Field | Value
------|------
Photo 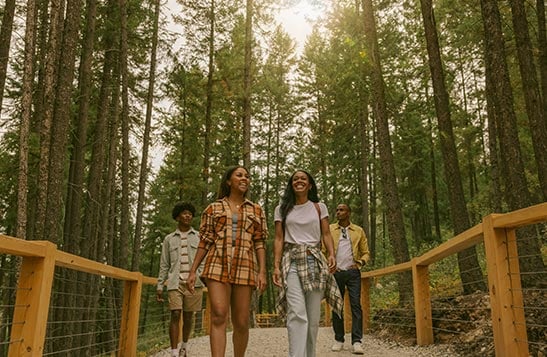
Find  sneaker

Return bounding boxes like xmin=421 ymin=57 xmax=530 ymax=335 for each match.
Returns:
xmin=179 ymin=347 xmax=187 ymax=357
xmin=331 ymin=341 xmax=343 ymax=351
xmin=352 ymin=342 xmax=364 ymax=354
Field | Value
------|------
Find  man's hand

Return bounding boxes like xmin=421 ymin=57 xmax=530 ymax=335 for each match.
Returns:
xmin=327 ymin=255 xmax=337 ymax=274
xmin=156 ymin=290 xmax=164 ymax=302
xmin=187 ymin=271 xmax=196 ymax=293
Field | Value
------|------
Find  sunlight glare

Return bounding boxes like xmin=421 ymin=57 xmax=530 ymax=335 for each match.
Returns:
xmin=277 ymin=1 xmax=325 ymax=51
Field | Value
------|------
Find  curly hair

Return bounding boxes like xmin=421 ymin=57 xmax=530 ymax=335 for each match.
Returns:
xmin=171 ymin=202 xmax=196 ymax=220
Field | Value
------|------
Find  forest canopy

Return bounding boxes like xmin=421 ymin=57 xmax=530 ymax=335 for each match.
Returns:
xmin=0 ymin=0 xmax=545 ymax=311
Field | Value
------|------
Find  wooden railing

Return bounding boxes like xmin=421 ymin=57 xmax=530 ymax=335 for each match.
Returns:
xmin=354 ymin=202 xmax=547 ymax=357
xmin=0 ymin=202 xmax=545 ymax=356
xmin=0 ymin=236 xmax=162 ymax=356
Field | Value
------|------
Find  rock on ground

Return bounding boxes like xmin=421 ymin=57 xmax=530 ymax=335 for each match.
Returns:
xmin=149 ymin=327 xmax=460 ymax=356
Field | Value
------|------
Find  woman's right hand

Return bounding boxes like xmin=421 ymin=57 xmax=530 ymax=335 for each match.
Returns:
xmin=272 ymin=267 xmax=282 ymax=287
xmin=187 ymin=271 xmax=196 ymax=293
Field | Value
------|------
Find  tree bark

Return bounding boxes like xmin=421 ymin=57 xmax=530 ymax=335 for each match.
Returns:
xmin=242 ymin=0 xmax=253 ymax=167
xmin=538 ymin=0 xmax=546 ymax=122
xmin=45 ymin=0 xmax=83 ymax=244
xmin=480 ymin=0 xmax=545 ymax=285
xmin=202 ymin=0 xmax=215 ymax=207
xmin=119 ymin=0 xmax=130 ymax=270
xmin=361 ymin=0 xmax=411 ymax=302
xmin=63 ymin=0 xmax=98 ymax=254
xmin=132 ymin=0 xmax=160 ymax=271
xmin=0 ymin=0 xmax=16 ymax=116
xmin=33 ymin=0 xmax=64 ymax=241
xmin=16 ymin=0 xmax=37 ymax=240
xmin=419 ymin=0 xmax=486 ymax=294
xmin=508 ymin=0 xmax=547 ymax=201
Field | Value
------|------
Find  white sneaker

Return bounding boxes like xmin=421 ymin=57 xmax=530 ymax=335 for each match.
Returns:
xmin=331 ymin=341 xmax=343 ymax=351
xmin=352 ymin=342 xmax=364 ymax=354
xmin=179 ymin=347 xmax=187 ymax=357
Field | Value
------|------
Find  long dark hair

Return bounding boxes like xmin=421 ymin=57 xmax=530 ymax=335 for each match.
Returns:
xmin=217 ymin=165 xmax=249 ymax=199
xmin=279 ymin=170 xmax=319 ymax=223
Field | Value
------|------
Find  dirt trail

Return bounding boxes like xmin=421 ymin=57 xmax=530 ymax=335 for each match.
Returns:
xmin=149 ymin=327 xmax=460 ymax=356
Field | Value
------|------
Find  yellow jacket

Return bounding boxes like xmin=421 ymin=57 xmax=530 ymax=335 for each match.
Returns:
xmin=329 ymin=223 xmax=370 ymax=269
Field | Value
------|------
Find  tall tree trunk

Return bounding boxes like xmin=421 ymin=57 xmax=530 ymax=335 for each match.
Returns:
xmin=485 ymin=73 xmax=503 ymax=212
xmin=242 ymin=0 xmax=252 ymax=167
xmin=25 ymin=0 xmax=49 ymax=240
xmin=132 ymin=0 xmax=160 ymax=271
xmin=538 ymin=0 xmax=546 ymax=120
xmin=74 ymin=1 xmax=118 ymax=346
xmin=356 ymin=0 xmax=370 ymax=238
xmin=202 ymin=0 xmax=215 ymax=207
xmin=508 ymin=0 xmax=547 ymax=200
xmin=58 ymin=0 xmax=97 ymax=347
xmin=427 ymin=115 xmax=441 ymax=242
xmin=63 ymin=0 xmax=97 ymax=254
xmin=361 ymin=0 xmax=411 ymax=303
xmin=419 ymin=0 xmax=486 ymax=294
xmin=0 ymin=0 xmax=15 ymax=115
xmin=358 ymin=98 xmax=370 ymax=238
xmin=480 ymin=0 xmax=545 ymax=286
xmin=105 ymin=62 xmax=122 ymax=340
xmin=33 ymin=0 xmax=64 ymax=241
xmin=45 ymin=0 xmax=83 ymax=244
xmin=119 ymin=0 xmax=130 ymax=270
xmin=16 ymin=0 xmax=37 ymax=240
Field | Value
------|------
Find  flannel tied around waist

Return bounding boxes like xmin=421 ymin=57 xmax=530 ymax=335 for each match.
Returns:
xmin=275 ymin=243 xmax=343 ymax=319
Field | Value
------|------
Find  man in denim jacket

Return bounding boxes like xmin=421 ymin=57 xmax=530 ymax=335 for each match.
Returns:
xmin=157 ymin=202 xmax=204 ymax=357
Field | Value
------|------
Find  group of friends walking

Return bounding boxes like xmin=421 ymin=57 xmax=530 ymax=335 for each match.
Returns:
xmin=157 ymin=166 xmax=370 ymax=357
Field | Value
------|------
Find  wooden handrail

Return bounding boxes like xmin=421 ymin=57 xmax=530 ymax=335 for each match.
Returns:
xmin=55 ymin=250 xmax=142 ymax=281
xmin=0 ymin=202 xmax=545 ymax=356
xmin=357 ymin=202 xmax=546 ymax=357
xmin=491 ymin=202 xmax=547 ymax=228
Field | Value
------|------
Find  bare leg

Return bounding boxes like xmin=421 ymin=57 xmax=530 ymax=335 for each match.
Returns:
xmin=169 ymin=310 xmax=182 ymax=349
xmin=207 ymin=280 xmax=231 ymax=357
xmin=231 ymin=285 xmax=253 ymax=357
xmin=182 ymin=311 xmax=194 ymax=343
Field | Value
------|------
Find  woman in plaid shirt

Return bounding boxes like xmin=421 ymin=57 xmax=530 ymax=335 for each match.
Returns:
xmin=187 ymin=166 xmax=267 ymax=357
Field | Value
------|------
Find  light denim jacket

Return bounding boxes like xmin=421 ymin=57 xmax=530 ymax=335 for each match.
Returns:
xmin=157 ymin=227 xmax=203 ymax=291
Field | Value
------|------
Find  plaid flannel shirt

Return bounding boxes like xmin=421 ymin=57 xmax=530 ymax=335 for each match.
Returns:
xmin=275 ymin=243 xmax=343 ymax=319
xmin=198 ymin=198 xmax=267 ymax=286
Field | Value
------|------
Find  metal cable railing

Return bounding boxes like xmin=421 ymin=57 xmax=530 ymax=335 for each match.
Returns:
xmin=0 ymin=202 xmax=545 ymax=356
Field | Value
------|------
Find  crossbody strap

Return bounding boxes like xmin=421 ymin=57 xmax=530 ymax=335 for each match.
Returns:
xmin=313 ymin=202 xmax=323 ymax=236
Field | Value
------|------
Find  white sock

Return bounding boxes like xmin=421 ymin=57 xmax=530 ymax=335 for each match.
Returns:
xmin=181 ymin=342 xmax=187 ymax=350
xmin=171 ymin=348 xmax=178 ymax=356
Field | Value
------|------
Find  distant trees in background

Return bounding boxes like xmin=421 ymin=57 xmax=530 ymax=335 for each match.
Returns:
xmin=0 ymin=0 xmax=544 ymax=326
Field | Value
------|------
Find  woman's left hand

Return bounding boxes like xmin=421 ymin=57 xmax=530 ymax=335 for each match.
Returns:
xmin=256 ymin=271 xmax=267 ymax=293
xmin=327 ymin=255 xmax=337 ymax=274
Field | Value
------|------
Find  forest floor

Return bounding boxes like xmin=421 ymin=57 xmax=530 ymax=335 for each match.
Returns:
xmin=373 ymin=290 xmax=546 ymax=357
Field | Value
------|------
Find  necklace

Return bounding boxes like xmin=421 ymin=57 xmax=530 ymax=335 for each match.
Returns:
xmin=227 ymin=198 xmax=242 ymax=208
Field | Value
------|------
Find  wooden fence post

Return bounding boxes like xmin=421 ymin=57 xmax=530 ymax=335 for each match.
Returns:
xmin=118 ymin=273 xmax=143 ymax=356
xmin=9 ymin=241 xmax=56 ymax=357
xmin=483 ymin=215 xmax=529 ymax=357
xmin=412 ymin=259 xmax=433 ymax=345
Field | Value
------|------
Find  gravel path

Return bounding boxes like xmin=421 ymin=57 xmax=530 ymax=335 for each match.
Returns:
xmin=149 ymin=327 xmax=460 ymax=356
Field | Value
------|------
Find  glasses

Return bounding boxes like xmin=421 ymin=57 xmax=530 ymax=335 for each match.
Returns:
xmin=342 ymin=230 xmax=348 ymax=239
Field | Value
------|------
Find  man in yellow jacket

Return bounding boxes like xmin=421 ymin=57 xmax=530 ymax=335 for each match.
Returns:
xmin=329 ymin=203 xmax=370 ymax=355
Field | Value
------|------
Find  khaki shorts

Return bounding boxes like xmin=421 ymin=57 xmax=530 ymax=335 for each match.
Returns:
xmin=168 ymin=283 xmax=203 ymax=312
